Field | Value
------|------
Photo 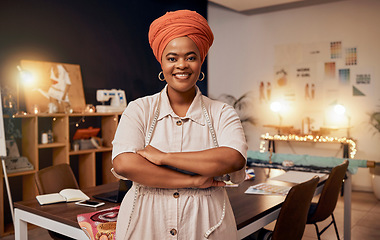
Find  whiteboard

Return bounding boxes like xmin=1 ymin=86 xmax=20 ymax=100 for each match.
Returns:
xmin=0 ymin=90 xmax=7 ymax=156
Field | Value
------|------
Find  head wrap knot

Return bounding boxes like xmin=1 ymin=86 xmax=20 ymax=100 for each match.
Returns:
xmin=148 ymin=10 xmax=214 ymax=65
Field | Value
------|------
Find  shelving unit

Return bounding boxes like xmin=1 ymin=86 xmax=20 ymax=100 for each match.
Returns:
xmin=0 ymin=112 xmax=121 ymax=236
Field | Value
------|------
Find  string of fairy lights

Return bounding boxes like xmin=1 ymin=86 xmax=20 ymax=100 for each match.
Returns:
xmin=260 ymin=133 xmax=357 ymax=159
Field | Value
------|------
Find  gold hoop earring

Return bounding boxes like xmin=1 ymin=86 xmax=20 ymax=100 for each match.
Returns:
xmin=158 ymin=71 xmax=165 ymax=81
xmin=199 ymin=72 xmax=205 ymax=81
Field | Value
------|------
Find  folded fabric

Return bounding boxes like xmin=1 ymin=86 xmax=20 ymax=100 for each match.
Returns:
xmin=247 ymin=150 xmax=367 ymax=174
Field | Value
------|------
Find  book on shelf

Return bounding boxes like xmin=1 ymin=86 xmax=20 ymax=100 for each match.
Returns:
xmin=36 ymin=189 xmax=90 ymax=205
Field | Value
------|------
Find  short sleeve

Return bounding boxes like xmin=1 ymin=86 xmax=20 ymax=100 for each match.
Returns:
xmin=215 ymin=104 xmax=248 ymax=160
xmin=112 ymin=100 xmax=146 ymax=161
xmin=213 ymin=103 xmax=248 ymax=184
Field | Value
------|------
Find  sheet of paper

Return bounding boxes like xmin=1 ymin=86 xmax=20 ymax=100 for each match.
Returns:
xmin=270 ymin=171 xmax=327 ymax=184
xmin=245 ymin=183 xmax=290 ymax=195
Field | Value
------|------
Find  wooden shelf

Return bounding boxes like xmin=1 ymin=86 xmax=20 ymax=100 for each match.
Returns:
xmin=69 ymin=147 xmax=112 ymax=155
xmin=1 ymin=112 xmax=121 ymax=236
xmin=38 ymin=142 xmax=67 ymax=148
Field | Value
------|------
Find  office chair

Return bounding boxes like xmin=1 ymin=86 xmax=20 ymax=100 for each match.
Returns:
xmin=34 ymin=163 xmax=78 ymax=240
xmin=306 ymin=160 xmax=349 ymax=240
xmin=246 ymin=176 xmax=319 ymax=240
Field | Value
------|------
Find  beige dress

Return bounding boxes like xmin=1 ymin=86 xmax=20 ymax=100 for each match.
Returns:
xmin=112 ymin=85 xmax=247 ymax=240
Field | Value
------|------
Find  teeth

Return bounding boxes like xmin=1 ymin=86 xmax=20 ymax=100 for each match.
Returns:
xmin=175 ymin=73 xmax=189 ymax=77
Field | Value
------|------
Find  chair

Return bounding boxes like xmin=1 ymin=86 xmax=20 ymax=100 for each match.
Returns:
xmin=35 ymin=163 xmax=79 ymax=195
xmin=34 ymin=163 xmax=79 ymax=240
xmin=306 ymin=160 xmax=349 ymax=240
xmin=246 ymin=176 xmax=320 ymax=240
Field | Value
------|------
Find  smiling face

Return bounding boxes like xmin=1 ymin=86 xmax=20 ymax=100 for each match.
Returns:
xmin=161 ymin=36 xmax=202 ymax=97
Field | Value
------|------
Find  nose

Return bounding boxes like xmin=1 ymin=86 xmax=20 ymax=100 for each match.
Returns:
xmin=176 ymin=58 xmax=188 ymax=69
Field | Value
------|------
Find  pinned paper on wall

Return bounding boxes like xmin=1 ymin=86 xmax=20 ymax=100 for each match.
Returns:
xmin=304 ymin=83 xmax=316 ymax=101
xmin=297 ymin=67 xmax=310 ymax=77
xmin=259 ymin=81 xmax=273 ymax=103
xmin=339 ymin=69 xmax=350 ymax=84
xmin=353 ymin=86 xmax=365 ymax=96
xmin=330 ymin=41 xmax=342 ymax=59
xmin=356 ymin=74 xmax=371 ymax=84
xmin=275 ymin=68 xmax=288 ymax=87
xmin=345 ymin=47 xmax=357 ymax=65
xmin=324 ymin=62 xmax=336 ymax=79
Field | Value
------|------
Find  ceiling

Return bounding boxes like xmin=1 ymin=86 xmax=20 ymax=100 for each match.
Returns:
xmin=208 ymin=0 xmax=344 ymax=15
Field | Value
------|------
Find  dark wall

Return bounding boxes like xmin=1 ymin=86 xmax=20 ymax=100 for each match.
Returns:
xmin=0 ymin=0 xmax=208 ymax=108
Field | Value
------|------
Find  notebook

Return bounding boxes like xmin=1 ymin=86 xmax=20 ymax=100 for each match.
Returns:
xmin=93 ymin=179 xmax=132 ymax=203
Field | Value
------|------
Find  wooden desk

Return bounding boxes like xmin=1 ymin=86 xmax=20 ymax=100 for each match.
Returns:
xmin=14 ymin=168 xmax=324 ymax=240
xmin=14 ymin=183 xmax=120 ymax=240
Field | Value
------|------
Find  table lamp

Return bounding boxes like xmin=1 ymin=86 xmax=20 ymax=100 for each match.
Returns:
xmin=270 ymin=101 xmax=283 ymax=126
xmin=334 ymin=104 xmax=351 ymax=138
xmin=15 ymin=65 xmax=34 ymax=115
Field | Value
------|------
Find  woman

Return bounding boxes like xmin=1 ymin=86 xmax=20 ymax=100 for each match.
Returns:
xmin=112 ymin=10 xmax=247 ymax=239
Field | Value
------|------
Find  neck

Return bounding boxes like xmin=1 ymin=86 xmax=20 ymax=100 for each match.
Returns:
xmin=167 ymin=87 xmax=196 ymax=117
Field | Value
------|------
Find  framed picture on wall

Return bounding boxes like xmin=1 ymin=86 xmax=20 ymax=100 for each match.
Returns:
xmin=19 ymin=60 xmax=86 ymax=114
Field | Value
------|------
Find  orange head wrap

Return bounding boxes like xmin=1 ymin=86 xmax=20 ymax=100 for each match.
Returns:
xmin=148 ymin=10 xmax=214 ymax=65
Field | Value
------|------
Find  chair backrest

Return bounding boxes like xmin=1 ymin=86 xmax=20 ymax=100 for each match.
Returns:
xmin=271 ymin=176 xmax=320 ymax=240
xmin=34 ymin=163 xmax=79 ymax=194
xmin=307 ymin=160 xmax=349 ymax=223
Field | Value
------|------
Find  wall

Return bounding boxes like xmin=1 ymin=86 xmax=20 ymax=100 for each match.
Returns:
xmin=208 ymin=0 xmax=380 ymax=191
xmin=0 ymin=0 xmax=208 ymax=108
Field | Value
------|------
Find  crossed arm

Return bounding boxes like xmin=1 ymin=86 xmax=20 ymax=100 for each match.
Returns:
xmin=112 ymin=146 xmax=245 ymax=189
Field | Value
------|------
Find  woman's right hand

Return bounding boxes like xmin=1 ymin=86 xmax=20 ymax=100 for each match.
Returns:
xmin=194 ymin=175 xmax=226 ymax=188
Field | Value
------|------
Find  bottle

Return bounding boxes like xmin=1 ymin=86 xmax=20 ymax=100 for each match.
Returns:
xmin=41 ymin=132 xmax=48 ymax=144
xmin=47 ymin=130 xmax=54 ymax=143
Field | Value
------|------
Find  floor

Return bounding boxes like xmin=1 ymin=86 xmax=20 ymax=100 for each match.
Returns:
xmin=1 ymin=191 xmax=379 ymax=240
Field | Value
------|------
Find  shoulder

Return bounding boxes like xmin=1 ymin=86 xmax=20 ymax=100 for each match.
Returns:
xmin=120 ymin=93 xmax=161 ymax=125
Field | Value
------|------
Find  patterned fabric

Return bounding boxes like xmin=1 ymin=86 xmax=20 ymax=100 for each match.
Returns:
xmin=77 ymin=206 xmax=120 ymax=240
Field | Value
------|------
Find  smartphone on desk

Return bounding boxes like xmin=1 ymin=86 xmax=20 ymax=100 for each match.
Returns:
xmin=75 ymin=199 xmax=105 ymax=208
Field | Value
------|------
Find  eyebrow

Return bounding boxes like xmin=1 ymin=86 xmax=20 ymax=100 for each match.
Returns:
xmin=165 ymin=51 xmax=198 ymax=57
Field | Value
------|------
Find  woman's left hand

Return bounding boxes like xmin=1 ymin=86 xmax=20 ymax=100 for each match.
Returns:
xmin=137 ymin=145 xmax=165 ymax=165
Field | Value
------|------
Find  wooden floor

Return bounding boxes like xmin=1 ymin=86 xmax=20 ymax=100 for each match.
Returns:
xmin=1 ymin=190 xmax=379 ymax=240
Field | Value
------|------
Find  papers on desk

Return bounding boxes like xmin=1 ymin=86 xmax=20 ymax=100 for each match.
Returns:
xmin=269 ymin=171 xmax=327 ymax=184
xmin=245 ymin=183 xmax=291 ymax=195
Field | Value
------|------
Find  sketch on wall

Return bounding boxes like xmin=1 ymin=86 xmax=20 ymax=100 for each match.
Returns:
xmin=261 ymin=40 xmax=377 ymax=138
xmin=19 ymin=60 xmax=86 ymax=114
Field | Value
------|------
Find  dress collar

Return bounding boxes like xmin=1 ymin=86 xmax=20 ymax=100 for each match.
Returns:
xmin=158 ymin=85 xmax=205 ymax=126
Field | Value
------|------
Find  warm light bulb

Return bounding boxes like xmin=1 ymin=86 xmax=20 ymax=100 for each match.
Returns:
xmin=270 ymin=102 xmax=282 ymax=113
xmin=17 ymin=65 xmax=35 ymax=85
xmin=334 ymin=104 xmax=346 ymax=115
